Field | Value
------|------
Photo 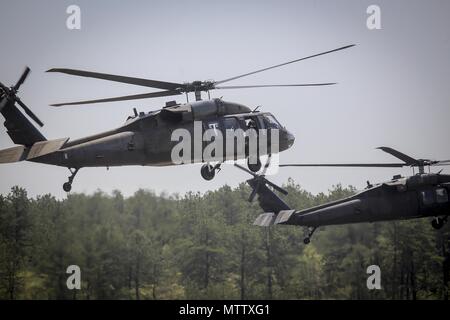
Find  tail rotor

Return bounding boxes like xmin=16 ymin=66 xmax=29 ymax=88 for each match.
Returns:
xmin=0 ymin=67 xmax=44 ymax=127
xmin=234 ymin=157 xmax=288 ymax=203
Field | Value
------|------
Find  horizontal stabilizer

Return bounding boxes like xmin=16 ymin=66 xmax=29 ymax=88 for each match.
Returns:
xmin=253 ymin=213 xmax=276 ymax=226
xmin=0 ymin=145 xmax=26 ymax=163
xmin=253 ymin=210 xmax=296 ymax=227
xmin=26 ymin=138 xmax=69 ymax=160
xmin=274 ymin=210 xmax=296 ymax=224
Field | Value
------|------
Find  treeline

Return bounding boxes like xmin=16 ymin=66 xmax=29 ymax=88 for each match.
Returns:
xmin=0 ymin=180 xmax=449 ymax=300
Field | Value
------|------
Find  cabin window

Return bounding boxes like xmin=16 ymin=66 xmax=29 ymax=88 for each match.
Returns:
xmin=420 ymin=190 xmax=435 ymax=206
xmin=436 ymin=188 xmax=449 ymax=204
xmin=223 ymin=118 xmax=239 ymax=130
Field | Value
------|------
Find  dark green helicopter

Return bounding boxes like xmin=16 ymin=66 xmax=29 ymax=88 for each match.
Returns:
xmin=0 ymin=45 xmax=354 ymax=192
xmin=236 ymin=147 xmax=450 ymax=244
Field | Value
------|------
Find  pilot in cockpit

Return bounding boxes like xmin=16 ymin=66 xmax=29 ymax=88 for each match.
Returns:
xmin=246 ymin=119 xmax=257 ymax=130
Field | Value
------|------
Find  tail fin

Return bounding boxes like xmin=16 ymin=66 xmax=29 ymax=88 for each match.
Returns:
xmin=247 ymin=177 xmax=291 ymax=213
xmin=1 ymin=100 xmax=46 ymax=146
xmin=0 ymin=67 xmax=46 ymax=146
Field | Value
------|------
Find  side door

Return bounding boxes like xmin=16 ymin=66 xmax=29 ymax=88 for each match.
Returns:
xmin=220 ymin=117 xmax=242 ymax=161
xmin=255 ymin=115 xmax=270 ymax=156
xmin=434 ymin=187 xmax=450 ymax=213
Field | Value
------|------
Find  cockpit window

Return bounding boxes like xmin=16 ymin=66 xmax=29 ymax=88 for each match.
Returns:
xmin=436 ymin=188 xmax=449 ymax=204
xmin=263 ymin=114 xmax=281 ymax=129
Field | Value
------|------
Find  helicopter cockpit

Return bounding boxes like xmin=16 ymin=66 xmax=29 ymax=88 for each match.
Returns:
xmin=217 ymin=112 xmax=294 ymax=152
xmin=220 ymin=112 xmax=284 ymax=132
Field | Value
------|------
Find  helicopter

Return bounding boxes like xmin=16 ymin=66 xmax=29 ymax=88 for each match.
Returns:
xmin=0 ymin=45 xmax=354 ymax=192
xmin=235 ymin=147 xmax=450 ymax=244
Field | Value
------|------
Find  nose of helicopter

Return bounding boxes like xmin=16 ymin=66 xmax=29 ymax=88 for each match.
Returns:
xmin=286 ymin=130 xmax=295 ymax=148
xmin=279 ymin=129 xmax=295 ymax=151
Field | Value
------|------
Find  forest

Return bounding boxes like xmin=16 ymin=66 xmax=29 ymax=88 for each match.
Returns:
xmin=0 ymin=179 xmax=449 ymax=300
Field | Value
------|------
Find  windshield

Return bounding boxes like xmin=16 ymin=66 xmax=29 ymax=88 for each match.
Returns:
xmin=263 ymin=114 xmax=282 ymax=129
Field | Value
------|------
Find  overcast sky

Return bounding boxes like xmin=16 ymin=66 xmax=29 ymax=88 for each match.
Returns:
xmin=1 ymin=0 xmax=449 ymax=198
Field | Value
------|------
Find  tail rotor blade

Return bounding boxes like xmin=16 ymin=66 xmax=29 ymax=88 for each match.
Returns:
xmin=16 ymin=98 xmax=44 ymax=127
xmin=265 ymin=179 xmax=289 ymax=195
xmin=248 ymin=179 xmax=261 ymax=202
xmin=14 ymin=67 xmax=30 ymax=91
xmin=248 ymin=188 xmax=258 ymax=202
xmin=234 ymin=163 xmax=258 ymax=177
xmin=0 ymin=81 xmax=9 ymax=92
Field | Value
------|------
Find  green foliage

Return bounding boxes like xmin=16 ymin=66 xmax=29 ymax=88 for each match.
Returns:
xmin=0 ymin=182 xmax=449 ymax=300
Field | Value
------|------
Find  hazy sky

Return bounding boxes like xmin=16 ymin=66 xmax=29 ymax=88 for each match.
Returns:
xmin=1 ymin=0 xmax=449 ymax=198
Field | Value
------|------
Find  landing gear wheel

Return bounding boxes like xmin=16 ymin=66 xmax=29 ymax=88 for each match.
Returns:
xmin=432 ymin=217 xmax=445 ymax=230
xmin=303 ymin=227 xmax=317 ymax=245
xmin=63 ymin=168 xmax=80 ymax=192
xmin=248 ymin=157 xmax=262 ymax=172
xmin=201 ymin=164 xmax=215 ymax=181
xmin=63 ymin=182 xmax=72 ymax=192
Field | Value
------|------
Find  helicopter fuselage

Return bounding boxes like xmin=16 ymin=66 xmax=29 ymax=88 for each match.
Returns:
xmin=29 ymin=98 xmax=295 ymax=169
xmin=253 ymin=173 xmax=450 ymax=230
xmin=290 ymin=174 xmax=450 ymax=227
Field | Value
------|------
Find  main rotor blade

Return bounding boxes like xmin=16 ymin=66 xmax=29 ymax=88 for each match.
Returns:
xmin=280 ymin=163 xmax=406 ymax=168
xmin=376 ymin=147 xmax=418 ymax=165
xmin=234 ymin=163 xmax=258 ymax=177
xmin=14 ymin=67 xmax=31 ymax=91
xmin=433 ymin=160 xmax=450 ymax=166
xmin=50 ymin=90 xmax=181 ymax=107
xmin=16 ymin=98 xmax=44 ymax=127
xmin=47 ymin=68 xmax=183 ymax=91
xmin=215 ymin=83 xmax=336 ymax=89
xmin=215 ymin=44 xmax=355 ymax=85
